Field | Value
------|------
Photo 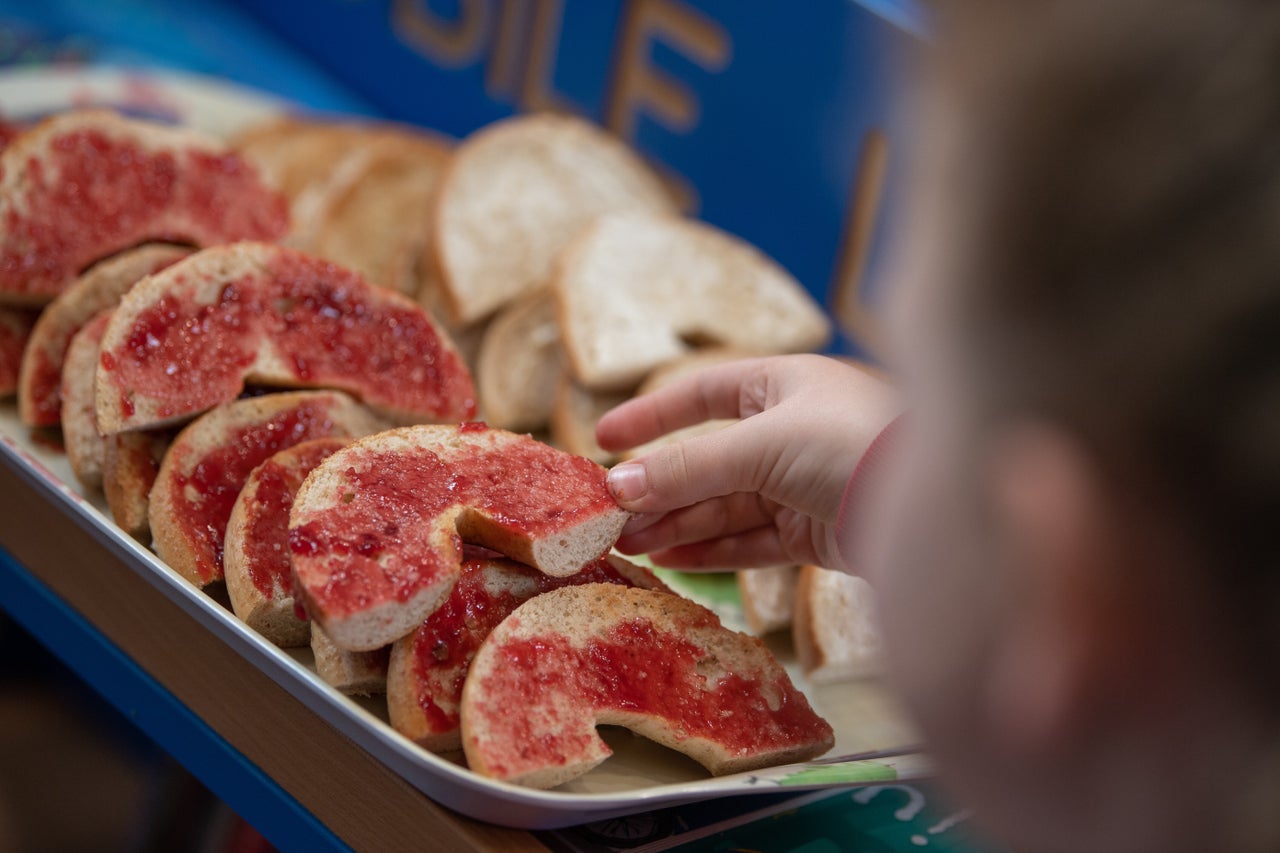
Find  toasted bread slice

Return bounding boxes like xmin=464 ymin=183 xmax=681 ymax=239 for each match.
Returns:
xmin=311 ymin=624 xmax=390 ymax=697
xmin=103 ymin=429 xmax=173 ymax=542
xmin=0 ymin=308 xmax=37 ymax=397
xmin=61 ymin=311 xmax=113 ymax=489
xmin=19 ymin=244 xmax=191 ymax=427
xmin=432 ymin=114 xmax=676 ymax=325
xmin=289 ymin=424 xmax=630 ymax=652
xmin=224 ymin=437 xmax=351 ymax=647
xmin=793 ymin=565 xmax=883 ymax=683
xmin=309 ymin=133 xmax=452 ymax=294
xmin=475 ymin=291 xmax=562 ymax=431
xmin=460 ymin=584 xmax=834 ymax=788
xmin=95 ymin=242 xmax=477 ymax=434
xmin=549 ymin=376 xmax=628 ymax=466
xmin=387 ymin=552 xmax=666 ymax=753
xmin=737 ymin=565 xmax=800 ymax=636
xmin=150 ymin=391 xmax=385 ymax=587
xmin=0 ymin=110 xmax=287 ymax=304
xmin=556 ymin=213 xmax=832 ymax=390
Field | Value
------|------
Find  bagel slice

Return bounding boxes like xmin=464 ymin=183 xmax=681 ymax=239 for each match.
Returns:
xmin=386 ymin=552 xmax=666 ymax=752
xmin=460 ymin=584 xmax=834 ymax=788
xmin=288 ymin=423 xmax=630 ymax=652
xmin=95 ymin=242 xmax=477 ymax=434
xmin=0 ymin=110 xmax=287 ymax=304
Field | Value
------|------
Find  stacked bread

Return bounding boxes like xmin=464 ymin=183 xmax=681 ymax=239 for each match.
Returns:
xmin=0 ymin=107 xmax=839 ymax=790
xmin=245 ymin=112 xmax=832 ymax=464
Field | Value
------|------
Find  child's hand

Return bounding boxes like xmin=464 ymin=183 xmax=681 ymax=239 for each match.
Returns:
xmin=596 ymin=354 xmax=899 ymax=572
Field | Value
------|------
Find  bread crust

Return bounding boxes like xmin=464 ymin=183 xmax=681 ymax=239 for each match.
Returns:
xmin=149 ymin=390 xmax=384 ymax=587
xmin=460 ymin=584 xmax=833 ymax=788
xmin=793 ymin=564 xmax=883 ymax=683
xmin=224 ymin=437 xmax=353 ymax=648
xmin=18 ymin=244 xmax=191 ymax=427
xmin=103 ymin=429 xmax=172 ymax=542
xmin=475 ymin=291 xmax=563 ymax=431
xmin=311 ymin=624 xmax=389 ymax=696
xmin=60 ymin=311 xmax=112 ymax=489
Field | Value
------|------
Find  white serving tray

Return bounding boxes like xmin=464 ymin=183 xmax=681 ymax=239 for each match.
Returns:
xmin=0 ymin=66 xmax=929 ymax=830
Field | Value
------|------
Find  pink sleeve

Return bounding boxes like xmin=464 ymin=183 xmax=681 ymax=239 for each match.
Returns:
xmin=833 ymin=415 xmax=903 ymax=570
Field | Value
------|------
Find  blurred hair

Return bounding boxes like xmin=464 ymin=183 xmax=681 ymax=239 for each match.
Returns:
xmin=920 ymin=0 xmax=1280 ymax=696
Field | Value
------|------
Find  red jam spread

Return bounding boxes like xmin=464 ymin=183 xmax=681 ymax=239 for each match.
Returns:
xmin=410 ymin=557 xmax=636 ymax=734
xmin=0 ymin=128 xmax=287 ymax=298
xmin=289 ymin=433 xmax=615 ymax=618
xmin=166 ymin=398 xmax=349 ymax=584
xmin=99 ymin=250 xmax=477 ymax=422
xmin=472 ymin=618 xmax=833 ymax=779
xmin=0 ymin=309 xmax=35 ymax=394
xmin=240 ymin=438 xmax=348 ymax=598
xmin=26 ymin=252 xmax=185 ymax=427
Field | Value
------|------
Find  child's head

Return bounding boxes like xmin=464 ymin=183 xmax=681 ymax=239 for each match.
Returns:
xmin=864 ymin=1 xmax=1280 ymax=849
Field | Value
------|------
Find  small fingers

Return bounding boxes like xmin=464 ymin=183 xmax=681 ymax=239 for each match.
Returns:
xmin=614 ymin=492 xmax=775 ymax=556
xmin=646 ymin=526 xmax=794 ymax=570
xmin=595 ymin=357 xmax=770 ymax=453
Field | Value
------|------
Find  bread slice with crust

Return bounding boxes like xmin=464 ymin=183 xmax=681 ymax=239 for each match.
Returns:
xmin=387 ymin=552 xmax=667 ymax=753
xmin=311 ymin=624 xmax=390 ymax=697
xmin=793 ymin=565 xmax=883 ymax=683
xmin=0 ymin=110 xmax=287 ymax=304
xmin=19 ymin=244 xmax=191 ymax=427
xmin=150 ymin=391 xmax=385 ymax=587
xmin=475 ymin=291 xmax=562 ymax=431
xmin=289 ymin=424 xmax=630 ymax=652
xmin=224 ymin=437 xmax=351 ymax=647
xmin=737 ymin=565 xmax=799 ymax=636
xmin=103 ymin=429 xmax=173 ymax=542
xmin=61 ymin=311 xmax=113 ymax=489
xmin=95 ymin=242 xmax=477 ymax=434
xmin=431 ymin=114 xmax=676 ymax=325
xmin=556 ymin=213 xmax=831 ymax=390
xmin=460 ymin=584 xmax=834 ymax=788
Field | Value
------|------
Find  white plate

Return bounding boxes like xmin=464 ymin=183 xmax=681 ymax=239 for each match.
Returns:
xmin=0 ymin=66 xmax=928 ymax=829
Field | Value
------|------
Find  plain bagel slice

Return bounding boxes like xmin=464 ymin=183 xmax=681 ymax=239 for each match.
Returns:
xmin=224 ymin=437 xmax=352 ymax=648
xmin=386 ymin=552 xmax=666 ymax=753
xmin=150 ymin=391 xmax=385 ymax=587
xmin=431 ymin=113 xmax=676 ymax=325
xmin=288 ymin=424 xmax=630 ymax=652
xmin=0 ymin=110 xmax=287 ymax=304
xmin=19 ymin=244 xmax=191 ymax=427
xmin=460 ymin=584 xmax=834 ymax=788
xmin=555 ymin=212 xmax=831 ymax=390
xmin=94 ymin=242 xmax=477 ymax=434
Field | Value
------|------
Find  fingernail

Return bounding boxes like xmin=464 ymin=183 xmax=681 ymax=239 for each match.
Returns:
xmin=607 ymin=463 xmax=647 ymax=502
